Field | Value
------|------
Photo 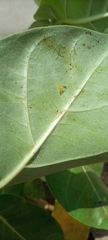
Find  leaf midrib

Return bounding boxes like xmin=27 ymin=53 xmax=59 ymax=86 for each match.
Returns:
xmin=25 ymin=36 xmax=108 ymax=158
xmin=0 ymin=215 xmax=25 ymax=240
xmin=82 ymin=166 xmax=108 ymax=216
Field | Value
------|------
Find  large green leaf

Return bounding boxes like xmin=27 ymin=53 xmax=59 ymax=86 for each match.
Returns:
xmin=0 ymin=194 xmax=64 ymax=239
xmin=0 ymin=26 xmax=108 ymax=188
xmin=46 ymin=167 xmax=108 ymax=229
xmin=32 ymin=0 xmax=108 ymax=32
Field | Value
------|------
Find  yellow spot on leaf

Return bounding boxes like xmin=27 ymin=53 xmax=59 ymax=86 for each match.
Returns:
xmin=58 ymin=84 xmax=64 ymax=94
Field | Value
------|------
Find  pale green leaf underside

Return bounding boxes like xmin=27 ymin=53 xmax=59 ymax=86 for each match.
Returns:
xmin=0 ymin=26 xmax=108 ymax=188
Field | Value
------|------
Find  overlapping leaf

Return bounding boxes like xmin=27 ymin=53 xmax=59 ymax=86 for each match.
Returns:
xmin=0 ymin=194 xmax=64 ymax=239
xmin=47 ymin=166 xmax=108 ymax=229
xmin=31 ymin=0 xmax=108 ymax=32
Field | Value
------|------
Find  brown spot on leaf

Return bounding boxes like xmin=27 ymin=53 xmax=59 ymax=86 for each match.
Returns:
xmin=86 ymin=30 xmax=92 ymax=35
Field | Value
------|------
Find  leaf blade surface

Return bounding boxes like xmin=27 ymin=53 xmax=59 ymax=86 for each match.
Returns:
xmin=0 ymin=26 xmax=108 ymax=187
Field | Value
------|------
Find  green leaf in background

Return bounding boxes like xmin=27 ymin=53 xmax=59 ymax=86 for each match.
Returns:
xmin=46 ymin=167 xmax=108 ymax=229
xmin=21 ymin=179 xmax=45 ymax=198
xmin=0 ymin=182 xmax=24 ymax=195
xmin=32 ymin=0 xmax=108 ymax=32
xmin=0 ymin=194 xmax=65 ymax=240
xmin=30 ymin=19 xmax=53 ymax=28
xmin=1 ymin=26 xmax=108 ymax=188
xmin=88 ymin=163 xmax=104 ymax=177
xmin=34 ymin=0 xmax=41 ymax=6
xmin=30 ymin=2 xmax=60 ymax=28
xmin=0 ymin=179 xmax=45 ymax=199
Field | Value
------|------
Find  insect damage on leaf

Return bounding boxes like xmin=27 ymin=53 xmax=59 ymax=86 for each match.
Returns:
xmin=58 ymin=84 xmax=64 ymax=94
